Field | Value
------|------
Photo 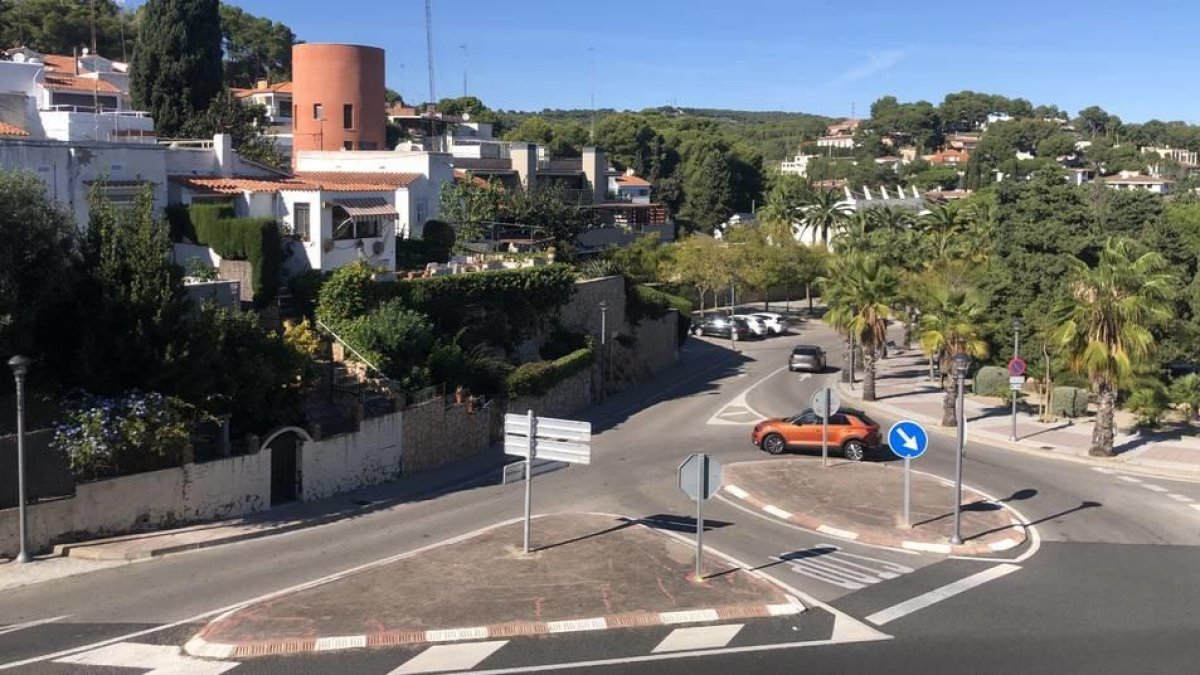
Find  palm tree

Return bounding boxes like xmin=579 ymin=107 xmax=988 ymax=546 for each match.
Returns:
xmin=919 ymin=283 xmax=991 ymax=426
xmin=918 ymin=203 xmax=969 ymax=261
xmin=833 ymin=211 xmax=874 ymax=254
xmin=1052 ymin=238 xmax=1176 ymax=456
xmin=825 ymin=255 xmax=899 ymax=401
xmin=799 ymin=188 xmax=850 ymax=245
xmin=868 ymin=204 xmax=915 ymax=232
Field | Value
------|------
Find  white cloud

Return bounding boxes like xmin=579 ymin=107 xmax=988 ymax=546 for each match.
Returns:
xmin=835 ymin=49 xmax=908 ymax=84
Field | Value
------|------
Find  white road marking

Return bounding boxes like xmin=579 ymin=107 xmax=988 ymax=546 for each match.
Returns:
xmin=1118 ymin=475 xmax=1143 ymax=484
xmin=817 ymin=525 xmax=859 ymax=540
xmin=314 ymin=635 xmax=367 ymax=651
xmin=705 ymin=365 xmax=789 ymax=425
xmin=652 ymin=624 xmax=744 ymax=653
xmin=0 ymin=616 xmax=69 ymax=637
xmin=390 ymin=640 xmax=508 ymax=674
xmin=1191 ymin=504 xmax=1200 ymax=514
xmin=865 ymin=564 xmax=1021 ymax=626
xmin=724 ymin=484 xmax=749 ymax=499
xmin=1141 ymin=484 xmax=1169 ymax=493
xmin=763 ymin=505 xmax=793 ymax=519
xmin=901 ymin=541 xmax=952 ymax=554
xmin=775 ymin=544 xmax=914 ymax=590
xmin=546 ymin=617 xmax=607 ymax=634
xmin=55 ymin=642 xmax=238 ymax=674
xmin=989 ymin=538 xmax=1019 ymax=551
xmin=425 ymin=626 xmax=490 ymax=642
xmin=1167 ymin=493 xmax=1193 ymax=503
xmin=1091 ymin=467 xmax=1117 ymax=474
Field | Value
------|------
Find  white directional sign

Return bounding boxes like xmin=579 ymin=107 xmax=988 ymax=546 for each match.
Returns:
xmin=504 ymin=414 xmax=592 ymax=465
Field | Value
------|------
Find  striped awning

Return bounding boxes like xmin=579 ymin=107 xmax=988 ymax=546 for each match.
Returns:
xmin=333 ymin=197 xmax=398 ymax=218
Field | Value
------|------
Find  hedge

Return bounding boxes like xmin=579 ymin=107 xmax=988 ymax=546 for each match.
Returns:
xmin=506 ymin=345 xmax=594 ymax=398
xmin=973 ymin=366 xmax=1009 ymax=396
xmin=174 ymin=204 xmax=281 ymax=306
xmin=1051 ymin=386 xmax=1090 ymax=418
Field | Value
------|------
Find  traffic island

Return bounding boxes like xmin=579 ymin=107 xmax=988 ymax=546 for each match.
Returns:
xmin=185 ymin=513 xmax=802 ymax=658
xmin=721 ymin=458 xmax=1027 ymax=555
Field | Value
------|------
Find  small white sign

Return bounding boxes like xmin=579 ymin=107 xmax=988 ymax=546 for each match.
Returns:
xmin=1009 ymin=376 xmax=1026 ymax=385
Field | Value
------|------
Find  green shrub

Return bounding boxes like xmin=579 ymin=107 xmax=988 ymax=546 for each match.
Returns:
xmin=973 ymin=366 xmax=1010 ymax=396
xmin=179 ymin=204 xmax=281 ymax=306
xmin=344 ymin=300 xmax=434 ymax=389
xmin=287 ymin=270 xmax=325 ymax=319
xmin=317 ymin=260 xmax=378 ymax=329
xmin=1169 ymin=373 xmax=1200 ymax=419
xmin=395 ymin=236 xmax=450 ymax=270
xmin=506 ymin=345 xmax=594 ymax=398
xmin=421 ymin=219 xmax=455 ymax=256
xmin=51 ymin=391 xmax=197 ymax=481
xmin=1126 ymin=386 xmax=1168 ymax=428
xmin=1051 ymin=386 xmax=1090 ymax=418
xmin=540 ymin=325 xmax=588 ymax=360
xmin=428 ymin=339 xmax=513 ymax=396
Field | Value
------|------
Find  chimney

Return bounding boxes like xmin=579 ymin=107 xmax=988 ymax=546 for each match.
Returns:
xmin=510 ymin=142 xmax=536 ymax=190
xmin=256 ymin=79 xmax=269 ymax=90
xmin=214 ymin=133 xmax=234 ymax=177
xmin=582 ymin=147 xmax=605 ymax=205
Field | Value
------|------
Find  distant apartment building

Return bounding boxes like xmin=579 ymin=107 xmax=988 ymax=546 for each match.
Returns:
xmin=1142 ymin=146 xmax=1199 ymax=167
xmin=815 ymin=118 xmax=859 ymax=150
xmin=780 ymin=153 xmax=815 ymax=176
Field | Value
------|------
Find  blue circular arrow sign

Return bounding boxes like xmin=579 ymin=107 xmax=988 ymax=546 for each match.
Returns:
xmin=887 ymin=420 xmax=929 ymax=459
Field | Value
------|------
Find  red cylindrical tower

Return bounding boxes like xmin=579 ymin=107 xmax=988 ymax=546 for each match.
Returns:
xmin=291 ymin=43 xmax=386 ymax=157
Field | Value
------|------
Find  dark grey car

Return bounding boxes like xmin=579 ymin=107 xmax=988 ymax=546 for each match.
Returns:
xmin=789 ymin=345 xmax=826 ymax=372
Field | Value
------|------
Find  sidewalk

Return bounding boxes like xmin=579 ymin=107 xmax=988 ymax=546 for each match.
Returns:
xmin=836 ymin=347 xmax=1200 ymax=479
xmin=721 ymin=458 xmax=1025 ymax=555
xmin=0 ymin=448 xmax=511 ymax=586
xmin=186 ymin=513 xmax=802 ymax=658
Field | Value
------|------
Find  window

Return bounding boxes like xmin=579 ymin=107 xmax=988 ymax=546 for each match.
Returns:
xmin=332 ymin=207 xmax=388 ymax=240
xmin=355 ymin=216 xmax=382 ymax=239
xmin=343 ymin=141 xmax=354 ymax=151
xmin=313 ymin=103 xmax=323 ymax=120
xmin=343 ymin=104 xmax=353 ymax=129
xmin=828 ymin=414 xmax=850 ymax=426
xmin=279 ymin=104 xmax=292 ymax=119
xmin=791 ymin=412 xmax=821 ymax=426
xmin=293 ymin=203 xmax=310 ymax=242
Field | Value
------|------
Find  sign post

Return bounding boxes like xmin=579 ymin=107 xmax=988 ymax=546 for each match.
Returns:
xmin=1008 ymin=356 xmax=1026 ymax=442
xmin=811 ymin=387 xmax=840 ymax=468
xmin=678 ymin=453 xmax=722 ymax=581
xmin=887 ymin=420 xmax=929 ymax=529
xmin=505 ymin=412 xmax=592 ymax=554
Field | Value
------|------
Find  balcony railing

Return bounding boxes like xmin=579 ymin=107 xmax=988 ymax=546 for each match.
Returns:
xmin=42 ymin=105 xmax=150 ymax=117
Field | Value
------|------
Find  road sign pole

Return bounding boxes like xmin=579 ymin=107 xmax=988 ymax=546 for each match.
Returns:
xmin=903 ymin=457 xmax=911 ymax=529
xmin=695 ymin=454 xmax=705 ymax=581
xmin=523 ymin=409 xmax=534 ymax=554
xmin=821 ymin=389 xmax=829 ymax=468
xmin=1011 ymin=328 xmax=1020 ymax=441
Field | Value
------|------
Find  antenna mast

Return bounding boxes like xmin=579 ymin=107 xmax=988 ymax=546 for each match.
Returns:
xmin=424 ymin=0 xmax=437 ymax=140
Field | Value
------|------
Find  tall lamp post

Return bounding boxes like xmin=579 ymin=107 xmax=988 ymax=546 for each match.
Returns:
xmin=8 ymin=355 xmax=32 ymax=564
xmin=1010 ymin=318 xmax=1023 ymax=441
xmin=598 ymin=301 xmax=608 ymax=402
xmin=950 ymin=352 xmax=971 ymax=545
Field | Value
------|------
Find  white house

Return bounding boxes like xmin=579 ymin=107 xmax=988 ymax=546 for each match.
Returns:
xmin=780 ymin=154 xmax=815 ymax=176
xmin=232 ymin=80 xmax=293 ymax=158
xmin=1101 ymin=171 xmax=1173 ymax=195
xmin=608 ymin=170 xmax=652 ymax=203
xmin=791 ymin=185 xmax=924 ymax=246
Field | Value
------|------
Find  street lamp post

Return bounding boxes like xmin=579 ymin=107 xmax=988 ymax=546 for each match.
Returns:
xmin=1010 ymin=318 xmax=1023 ymax=441
xmin=8 ymin=355 xmax=32 ymax=564
xmin=950 ymin=352 xmax=971 ymax=546
xmin=599 ymin=301 xmax=608 ymax=403
xmin=728 ymin=280 xmax=736 ymax=350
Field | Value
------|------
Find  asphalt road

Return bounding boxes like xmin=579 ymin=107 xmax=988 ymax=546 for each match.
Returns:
xmin=2 ymin=313 xmax=1199 ymax=674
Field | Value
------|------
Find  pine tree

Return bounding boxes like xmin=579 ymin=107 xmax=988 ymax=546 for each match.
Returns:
xmin=130 ymin=0 xmax=224 ymax=137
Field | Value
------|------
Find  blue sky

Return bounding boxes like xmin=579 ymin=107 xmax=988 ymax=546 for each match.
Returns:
xmin=142 ymin=0 xmax=1195 ymax=122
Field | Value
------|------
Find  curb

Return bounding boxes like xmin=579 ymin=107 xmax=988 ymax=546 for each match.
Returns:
xmin=720 ymin=482 xmax=1023 ymax=556
xmin=831 ymin=379 xmax=1200 ymax=484
xmin=185 ymin=597 xmax=806 ymax=659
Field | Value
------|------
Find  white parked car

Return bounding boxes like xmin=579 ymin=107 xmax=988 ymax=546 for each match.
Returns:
xmin=732 ymin=314 xmax=769 ymax=337
xmin=751 ymin=312 xmax=787 ymax=335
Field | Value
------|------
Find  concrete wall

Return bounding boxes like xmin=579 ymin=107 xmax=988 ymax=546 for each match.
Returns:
xmin=300 ymin=411 xmax=403 ymax=501
xmin=401 ymin=400 xmax=494 ymax=475
xmin=0 ymin=451 xmax=272 ymax=557
xmin=560 ymin=276 xmax=627 ymax=341
xmin=218 ymin=260 xmax=255 ymax=303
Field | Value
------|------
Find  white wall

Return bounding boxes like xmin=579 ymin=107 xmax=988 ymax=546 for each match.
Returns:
xmin=299 ymin=412 xmax=403 ymax=501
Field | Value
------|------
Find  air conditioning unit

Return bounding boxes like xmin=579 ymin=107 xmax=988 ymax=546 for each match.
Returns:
xmin=322 ymin=238 xmax=333 ymax=253
xmin=372 ymin=240 xmax=385 ymax=255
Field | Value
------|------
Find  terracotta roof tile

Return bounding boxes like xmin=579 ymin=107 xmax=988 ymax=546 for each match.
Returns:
xmin=294 ymin=171 xmax=421 ymax=191
xmin=234 ymin=81 xmax=293 ymax=97
xmin=615 ymin=175 xmax=651 ymax=187
xmin=0 ymin=121 xmax=29 ymax=137
xmin=38 ymin=53 xmax=123 ymax=94
xmin=171 ymin=176 xmax=314 ymax=194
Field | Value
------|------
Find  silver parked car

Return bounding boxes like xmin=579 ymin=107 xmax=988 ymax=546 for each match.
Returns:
xmin=789 ymin=344 xmax=826 ymax=372
xmin=751 ymin=312 xmax=787 ymax=335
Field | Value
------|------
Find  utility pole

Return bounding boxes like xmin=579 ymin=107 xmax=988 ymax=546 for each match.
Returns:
xmin=459 ymin=44 xmax=468 ymax=97
xmin=588 ymin=46 xmax=596 ymax=143
xmin=424 ymin=0 xmax=437 ymax=139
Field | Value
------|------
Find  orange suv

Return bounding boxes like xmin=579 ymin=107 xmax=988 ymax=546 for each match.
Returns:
xmin=751 ymin=408 xmax=881 ymax=461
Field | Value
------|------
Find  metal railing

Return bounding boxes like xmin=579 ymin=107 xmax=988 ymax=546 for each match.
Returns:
xmin=315 ymin=319 xmax=387 ymax=378
xmin=42 ymin=105 xmax=151 ymax=117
